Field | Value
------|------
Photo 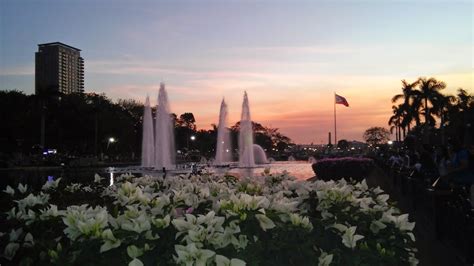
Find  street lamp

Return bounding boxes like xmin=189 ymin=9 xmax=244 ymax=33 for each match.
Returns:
xmin=190 ymin=135 xmax=196 ymax=141
xmin=107 ymin=137 xmax=116 ymax=149
xmin=388 ymin=140 xmax=393 ymax=145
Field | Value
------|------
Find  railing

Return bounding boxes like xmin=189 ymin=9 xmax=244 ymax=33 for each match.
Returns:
xmin=374 ymin=157 xmax=474 ymax=264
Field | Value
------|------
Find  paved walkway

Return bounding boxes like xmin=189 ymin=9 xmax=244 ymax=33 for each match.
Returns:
xmin=367 ymin=167 xmax=467 ymax=266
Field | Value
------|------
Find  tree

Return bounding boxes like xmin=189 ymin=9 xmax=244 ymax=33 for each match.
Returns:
xmin=392 ymin=79 xmax=420 ymax=130
xmin=414 ymin=77 xmax=446 ymax=126
xmin=388 ymin=105 xmax=403 ymax=141
xmin=337 ymin=139 xmax=349 ymax=150
xmin=178 ymin=113 xmax=196 ymax=130
xmin=363 ymin=127 xmax=390 ymax=145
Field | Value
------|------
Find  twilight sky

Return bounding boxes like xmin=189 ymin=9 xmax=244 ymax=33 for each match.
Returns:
xmin=0 ymin=0 xmax=472 ymax=144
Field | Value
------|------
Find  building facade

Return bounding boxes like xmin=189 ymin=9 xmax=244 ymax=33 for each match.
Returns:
xmin=35 ymin=42 xmax=84 ymax=95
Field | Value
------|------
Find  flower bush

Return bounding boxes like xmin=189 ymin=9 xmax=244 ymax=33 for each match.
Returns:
xmin=0 ymin=171 xmax=417 ymax=265
xmin=311 ymin=157 xmax=375 ymax=182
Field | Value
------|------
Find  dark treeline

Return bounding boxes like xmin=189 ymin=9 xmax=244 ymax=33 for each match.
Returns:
xmin=388 ymin=77 xmax=473 ymax=145
xmin=0 ymin=90 xmax=292 ymax=163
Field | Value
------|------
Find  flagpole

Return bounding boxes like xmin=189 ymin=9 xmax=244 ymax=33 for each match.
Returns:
xmin=334 ymin=92 xmax=337 ymax=146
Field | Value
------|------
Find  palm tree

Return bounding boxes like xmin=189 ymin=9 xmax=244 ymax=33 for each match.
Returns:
xmin=414 ymin=77 xmax=446 ymax=126
xmin=388 ymin=105 xmax=403 ymax=142
xmin=392 ymin=79 xmax=420 ymax=131
xmin=435 ymin=94 xmax=456 ymax=144
xmin=455 ymin=88 xmax=473 ymax=111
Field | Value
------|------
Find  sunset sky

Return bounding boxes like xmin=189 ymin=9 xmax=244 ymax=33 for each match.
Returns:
xmin=0 ymin=0 xmax=472 ymax=144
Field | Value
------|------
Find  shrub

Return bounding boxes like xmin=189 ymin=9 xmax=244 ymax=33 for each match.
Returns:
xmin=312 ymin=157 xmax=375 ymax=182
xmin=0 ymin=171 xmax=416 ymax=265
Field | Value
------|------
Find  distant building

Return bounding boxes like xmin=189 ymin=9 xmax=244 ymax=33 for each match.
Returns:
xmin=35 ymin=42 xmax=84 ymax=95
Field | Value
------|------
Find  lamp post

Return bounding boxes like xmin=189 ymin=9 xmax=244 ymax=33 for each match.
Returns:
xmin=107 ymin=137 xmax=116 ymax=149
xmin=189 ymin=135 xmax=196 ymax=150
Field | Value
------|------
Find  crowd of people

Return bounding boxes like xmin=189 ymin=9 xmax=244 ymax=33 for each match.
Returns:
xmin=387 ymin=138 xmax=473 ymax=200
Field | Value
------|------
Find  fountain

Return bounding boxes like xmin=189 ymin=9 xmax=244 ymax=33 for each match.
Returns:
xmin=141 ymin=95 xmax=155 ymax=167
xmin=215 ymin=98 xmax=232 ymax=165
xmin=253 ymin=144 xmax=268 ymax=164
xmin=154 ymin=83 xmax=175 ymax=170
xmin=239 ymin=92 xmax=255 ymax=167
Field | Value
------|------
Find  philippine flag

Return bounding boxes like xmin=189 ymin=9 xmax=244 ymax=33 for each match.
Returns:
xmin=335 ymin=94 xmax=349 ymax=107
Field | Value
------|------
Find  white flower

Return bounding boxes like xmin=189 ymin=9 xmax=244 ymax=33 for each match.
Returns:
xmin=373 ymin=186 xmax=384 ymax=195
xmin=100 ymin=229 xmax=121 ymax=253
xmin=376 ymin=194 xmax=389 ymax=204
xmin=408 ymin=254 xmax=419 ymax=266
xmin=341 ymin=226 xmax=364 ymax=249
xmin=94 ymin=174 xmax=104 ymax=183
xmin=394 ymin=214 xmax=415 ymax=231
xmin=318 ymin=250 xmax=333 ymax=266
xmin=172 ymin=214 xmax=198 ymax=232
xmin=42 ymin=178 xmax=62 ymax=191
xmin=255 ymin=214 xmax=276 ymax=231
xmin=127 ymin=245 xmax=144 ymax=258
xmin=62 ymin=205 xmax=108 ymax=240
xmin=174 ymin=243 xmax=215 ymax=266
xmin=6 ymin=207 xmax=22 ymax=220
xmin=9 ymin=227 xmax=23 ymax=242
xmin=3 ymin=185 xmax=15 ymax=196
xmin=18 ymin=183 xmax=28 ymax=194
xmin=128 ymin=258 xmax=144 ymax=266
xmin=284 ymin=213 xmax=313 ymax=231
xmin=15 ymin=192 xmax=50 ymax=211
xmin=120 ymin=213 xmax=151 ymax=234
xmin=215 ymin=254 xmax=246 ymax=266
xmin=23 ymin=232 xmax=34 ymax=247
xmin=3 ymin=242 xmax=20 ymax=261
xmin=40 ymin=204 xmax=63 ymax=220
xmin=369 ymin=220 xmax=387 ymax=234
xmin=152 ymin=215 xmax=171 ymax=229
xmin=381 ymin=212 xmax=415 ymax=231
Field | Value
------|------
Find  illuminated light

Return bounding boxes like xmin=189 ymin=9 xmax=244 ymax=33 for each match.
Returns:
xmin=225 ymin=149 xmax=229 ymax=152
xmin=109 ymin=137 xmax=115 ymax=143
xmin=388 ymin=141 xmax=393 ymax=145
xmin=109 ymin=172 xmax=114 ymax=186
xmin=190 ymin=135 xmax=196 ymax=141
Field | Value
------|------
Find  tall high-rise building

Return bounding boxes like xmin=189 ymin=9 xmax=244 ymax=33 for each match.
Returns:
xmin=35 ymin=42 xmax=84 ymax=95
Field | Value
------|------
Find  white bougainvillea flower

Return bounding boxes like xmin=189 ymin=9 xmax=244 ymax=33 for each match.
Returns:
xmin=127 ymin=245 xmax=144 ymax=259
xmin=42 ymin=178 xmax=62 ymax=191
xmin=3 ymin=185 xmax=15 ymax=196
xmin=369 ymin=220 xmax=387 ymax=234
xmin=100 ymin=229 xmax=121 ymax=253
xmin=3 ymin=242 xmax=20 ymax=261
xmin=128 ymin=258 xmax=144 ymax=266
xmin=215 ymin=254 xmax=246 ymax=266
xmin=9 ymin=227 xmax=23 ymax=242
xmin=23 ymin=232 xmax=34 ymax=248
xmin=18 ymin=183 xmax=28 ymax=194
xmin=255 ymin=214 xmax=276 ymax=231
xmin=174 ymin=243 xmax=215 ymax=266
xmin=62 ymin=205 xmax=108 ymax=240
xmin=15 ymin=192 xmax=50 ymax=211
xmin=152 ymin=214 xmax=171 ymax=229
xmin=393 ymin=214 xmax=415 ymax=231
xmin=94 ymin=174 xmax=104 ymax=183
xmin=39 ymin=204 xmax=63 ymax=220
xmin=318 ymin=250 xmax=333 ymax=266
xmin=341 ymin=226 xmax=364 ymax=249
